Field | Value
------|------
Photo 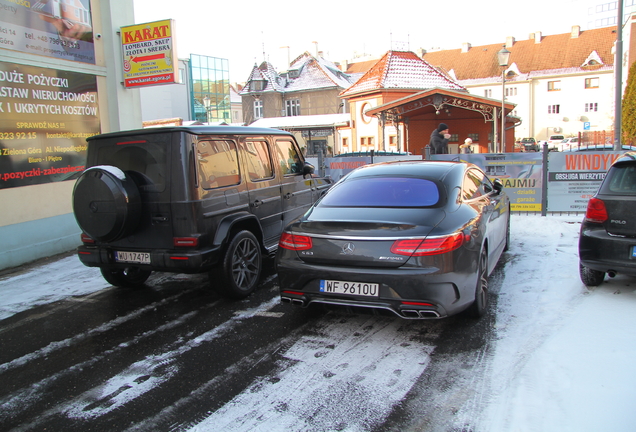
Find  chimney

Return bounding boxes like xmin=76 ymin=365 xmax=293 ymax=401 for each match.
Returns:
xmin=461 ymin=42 xmax=471 ymax=53
xmin=318 ymin=50 xmax=324 ymax=58
xmin=532 ymin=31 xmax=542 ymax=43
xmin=506 ymin=36 xmax=515 ymax=48
xmin=571 ymin=25 xmax=581 ymax=38
xmin=416 ymin=47 xmax=427 ymax=57
xmin=341 ymin=60 xmax=349 ymax=71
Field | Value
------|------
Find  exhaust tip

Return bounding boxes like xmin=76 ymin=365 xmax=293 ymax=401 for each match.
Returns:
xmin=608 ymin=270 xmax=617 ymax=278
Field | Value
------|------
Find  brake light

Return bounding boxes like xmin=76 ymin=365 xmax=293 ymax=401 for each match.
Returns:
xmin=584 ymin=197 xmax=608 ymax=223
xmin=391 ymin=233 xmax=466 ymax=256
xmin=174 ymin=237 xmax=198 ymax=247
xmin=80 ymin=233 xmax=95 ymax=244
xmin=279 ymin=232 xmax=312 ymax=250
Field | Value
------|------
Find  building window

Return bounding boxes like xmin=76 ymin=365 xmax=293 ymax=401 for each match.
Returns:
xmin=505 ymin=87 xmax=517 ymax=97
xmin=585 ymin=78 xmax=600 ymax=89
xmin=548 ymin=104 xmax=560 ymax=114
xmin=389 ymin=136 xmax=397 ymax=146
xmin=254 ymin=100 xmax=263 ymax=119
xmin=585 ymin=102 xmax=598 ymax=112
xmin=342 ymin=137 xmax=348 ymax=147
xmin=285 ymin=99 xmax=300 ymax=116
xmin=449 ymin=134 xmax=459 ymax=142
xmin=360 ymin=137 xmax=375 ymax=148
xmin=468 ymin=133 xmax=479 ymax=142
xmin=548 ymin=81 xmax=561 ymax=91
xmin=484 ymin=89 xmax=492 ymax=98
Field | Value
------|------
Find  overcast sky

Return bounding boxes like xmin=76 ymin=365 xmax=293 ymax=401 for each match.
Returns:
xmin=133 ymin=0 xmax=594 ymax=83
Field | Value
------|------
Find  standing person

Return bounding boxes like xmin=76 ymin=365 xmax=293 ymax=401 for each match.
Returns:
xmin=460 ymin=138 xmax=473 ymax=154
xmin=429 ymin=123 xmax=450 ymax=155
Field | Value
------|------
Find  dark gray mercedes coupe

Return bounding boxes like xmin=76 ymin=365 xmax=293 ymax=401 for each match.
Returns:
xmin=275 ymin=160 xmax=510 ymax=319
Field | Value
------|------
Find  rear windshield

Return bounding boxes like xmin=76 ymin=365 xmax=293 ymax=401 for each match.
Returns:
xmin=319 ymin=177 xmax=440 ymax=207
xmin=600 ymin=164 xmax=636 ymax=195
xmin=95 ymin=134 xmax=169 ymax=192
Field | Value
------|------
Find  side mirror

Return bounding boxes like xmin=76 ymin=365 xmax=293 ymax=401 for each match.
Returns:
xmin=493 ymin=178 xmax=504 ymax=194
xmin=302 ymin=163 xmax=315 ymax=175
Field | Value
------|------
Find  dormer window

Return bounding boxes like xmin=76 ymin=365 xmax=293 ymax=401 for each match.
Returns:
xmin=251 ymin=79 xmax=266 ymax=92
xmin=288 ymin=69 xmax=300 ymax=78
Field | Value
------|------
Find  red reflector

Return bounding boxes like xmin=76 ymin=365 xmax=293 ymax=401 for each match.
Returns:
xmin=390 ymin=233 xmax=465 ymax=257
xmin=279 ymin=232 xmax=312 ymax=250
xmin=78 ymin=251 xmax=92 ymax=255
xmin=282 ymin=290 xmax=305 ymax=296
xmin=174 ymin=237 xmax=198 ymax=247
xmin=584 ymin=197 xmax=608 ymax=223
xmin=402 ymin=301 xmax=434 ymax=306
xmin=169 ymin=256 xmax=189 ymax=260
xmin=80 ymin=233 xmax=95 ymax=244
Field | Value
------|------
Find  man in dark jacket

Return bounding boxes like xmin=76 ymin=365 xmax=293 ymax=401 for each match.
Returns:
xmin=429 ymin=123 xmax=450 ymax=154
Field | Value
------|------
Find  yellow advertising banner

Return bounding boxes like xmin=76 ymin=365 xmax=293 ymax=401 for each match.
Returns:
xmin=121 ymin=19 xmax=177 ymax=88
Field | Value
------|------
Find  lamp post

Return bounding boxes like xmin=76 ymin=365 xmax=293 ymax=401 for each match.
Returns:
xmin=497 ymin=46 xmax=511 ymax=153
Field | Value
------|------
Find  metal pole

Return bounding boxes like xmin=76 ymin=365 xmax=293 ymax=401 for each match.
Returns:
xmin=501 ymin=69 xmax=506 ymax=153
xmin=614 ymin=0 xmax=624 ymax=150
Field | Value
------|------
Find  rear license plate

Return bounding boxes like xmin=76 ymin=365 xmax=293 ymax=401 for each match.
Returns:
xmin=115 ymin=251 xmax=151 ymax=264
xmin=319 ymin=280 xmax=379 ymax=297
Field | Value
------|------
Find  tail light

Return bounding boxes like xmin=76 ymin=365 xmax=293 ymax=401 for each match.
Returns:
xmin=80 ymin=233 xmax=95 ymax=244
xmin=391 ymin=232 xmax=467 ymax=256
xmin=279 ymin=232 xmax=312 ymax=250
xmin=174 ymin=237 xmax=198 ymax=247
xmin=584 ymin=197 xmax=608 ymax=223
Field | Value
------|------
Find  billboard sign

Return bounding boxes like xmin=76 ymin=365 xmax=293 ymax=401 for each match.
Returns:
xmin=121 ymin=19 xmax=178 ymax=88
xmin=0 ymin=0 xmax=95 ymax=64
xmin=0 ymin=61 xmax=100 ymax=189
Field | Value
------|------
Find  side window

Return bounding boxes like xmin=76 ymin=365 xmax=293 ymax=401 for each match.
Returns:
xmin=197 ymin=140 xmax=240 ymax=189
xmin=275 ymin=139 xmax=302 ymax=175
xmin=243 ymin=140 xmax=274 ymax=181
xmin=462 ymin=170 xmax=484 ymax=200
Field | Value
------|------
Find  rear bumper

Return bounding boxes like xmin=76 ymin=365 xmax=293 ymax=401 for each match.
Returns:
xmin=77 ymin=244 xmax=223 ymax=273
xmin=579 ymin=226 xmax=636 ymax=276
xmin=276 ymin=258 xmax=477 ymax=319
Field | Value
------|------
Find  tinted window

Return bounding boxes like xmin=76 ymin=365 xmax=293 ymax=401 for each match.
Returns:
xmin=197 ymin=140 xmax=240 ymax=189
xmin=462 ymin=170 xmax=482 ymax=200
xmin=600 ymin=164 xmax=636 ymax=194
xmin=319 ymin=177 xmax=440 ymax=207
xmin=96 ymin=135 xmax=168 ymax=192
xmin=243 ymin=140 xmax=274 ymax=181
xmin=274 ymin=139 xmax=302 ymax=174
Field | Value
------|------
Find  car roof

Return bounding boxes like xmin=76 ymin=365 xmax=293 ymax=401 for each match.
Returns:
xmin=87 ymin=125 xmax=293 ymax=141
xmin=611 ymin=151 xmax=636 ymax=165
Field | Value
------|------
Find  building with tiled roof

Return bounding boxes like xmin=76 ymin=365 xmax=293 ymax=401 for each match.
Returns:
xmin=240 ymin=52 xmax=356 ymax=127
xmin=344 ymin=25 xmax=619 ymax=142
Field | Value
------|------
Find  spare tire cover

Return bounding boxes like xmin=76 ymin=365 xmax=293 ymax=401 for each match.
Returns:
xmin=73 ymin=166 xmax=142 ymax=242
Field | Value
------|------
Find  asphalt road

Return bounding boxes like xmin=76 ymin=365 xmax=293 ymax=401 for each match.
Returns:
xmin=0 ymin=254 xmax=508 ymax=432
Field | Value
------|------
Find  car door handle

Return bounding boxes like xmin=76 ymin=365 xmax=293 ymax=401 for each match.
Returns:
xmin=284 ymin=192 xmax=292 ymax=199
xmin=253 ymin=199 xmax=262 ymax=208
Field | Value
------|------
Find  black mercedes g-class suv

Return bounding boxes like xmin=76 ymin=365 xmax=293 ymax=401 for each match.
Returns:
xmin=72 ymin=126 xmax=332 ymax=298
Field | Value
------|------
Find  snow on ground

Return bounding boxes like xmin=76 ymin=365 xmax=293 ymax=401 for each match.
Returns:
xmin=1 ymin=215 xmax=636 ymax=431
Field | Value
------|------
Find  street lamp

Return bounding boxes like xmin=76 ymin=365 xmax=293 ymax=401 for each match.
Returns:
xmin=497 ymin=46 xmax=511 ymax=153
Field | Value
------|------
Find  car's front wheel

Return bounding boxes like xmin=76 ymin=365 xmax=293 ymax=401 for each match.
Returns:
xmin=468 ymin=249 xmax=489 ymax=318
xmin=212 ymin=230 xmax=262 ymax=299
xmin=100 ymin=266 xmax=151 ymax=288
xmin=579 ymin=262 xmax=605 ymax=286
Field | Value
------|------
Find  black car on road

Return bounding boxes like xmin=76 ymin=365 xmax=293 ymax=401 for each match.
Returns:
xmin=276 ymin=160 xmax=510 ymax=319
xmin=72 ymin=126 xmax=332 ymax=298
xmin=579 ymin=151 xmax=636 ymax=285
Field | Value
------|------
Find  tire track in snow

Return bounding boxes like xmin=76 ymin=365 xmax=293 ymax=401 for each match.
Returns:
xmin=186 ymin=314 xmax=437 ymax=432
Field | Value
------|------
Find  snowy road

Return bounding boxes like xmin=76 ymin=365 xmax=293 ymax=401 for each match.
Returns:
xmin=1 ymin=215 xmax=635 ymax=431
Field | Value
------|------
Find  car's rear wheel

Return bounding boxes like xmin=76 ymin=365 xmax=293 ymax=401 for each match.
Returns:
xmin=100 ymin=266 xmax=151 ymax=288
xmin=468 ymin=249 xmax=488 ymax=318
xmin=212 ymin=230 xmax=262 ymax=299
xmin=579 ymin=262 xmax=605 ymax=286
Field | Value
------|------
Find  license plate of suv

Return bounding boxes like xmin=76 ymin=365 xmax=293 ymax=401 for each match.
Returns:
xmin=115 ymin=251 xmax=151 ymax=264
xmin=320 ymin=280 xmax=379 ymax=297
